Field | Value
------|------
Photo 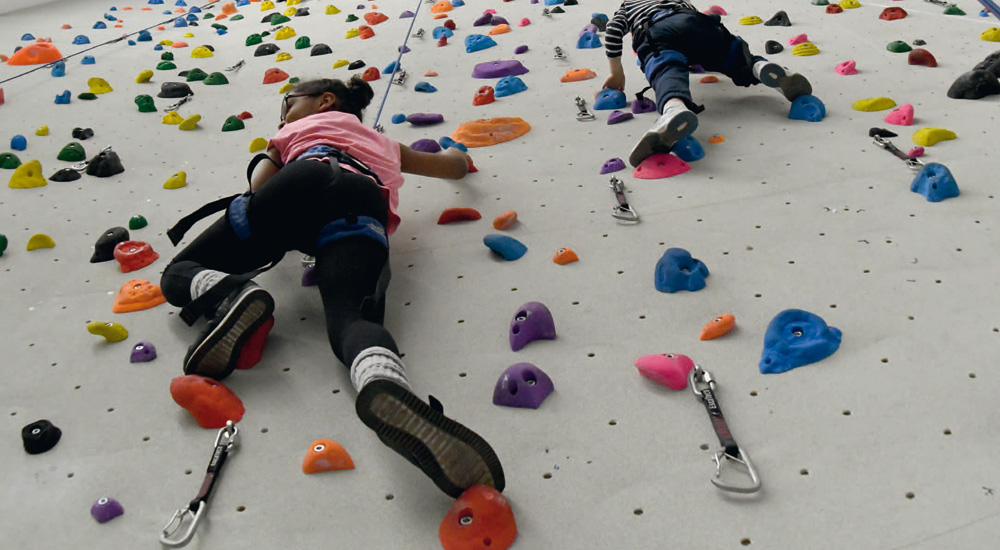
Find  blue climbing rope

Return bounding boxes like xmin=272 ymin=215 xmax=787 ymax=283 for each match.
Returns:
xmin=370 ymin=0 xmax=425 ymax=129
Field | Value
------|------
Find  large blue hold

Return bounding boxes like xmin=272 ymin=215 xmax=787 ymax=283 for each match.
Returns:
xmin=593 ymin=88 xmax=626 ymax=110
xmin=189 ymin=5 xmax=201 ymax=12
xmin=174 ymin=17 xmax=187 ymax=27
xmin=93 ymin=21 xmax=107 ymax=29
xmin=759 ymin=309 xmax=841 ymax=374
xmin=73 ymin=35 xmax=91 ymax=45
xmin=577 ymin=32 xmax=602 ymax=49
xmin=51 ymin=60 xmax=66 ymax=77
xmin=484 ymin=234 xmax=528 ymax=261
xmin=452 ymin=0 xmax=465 ymax=5
xmin=495 ymin=76 xmax=527 ymax=97
xmin=138 ymin=30 xmax=152 ymax=41
xmin=432 ymin=26 xmax=454 ymax=39
xmin=185 ymin=13 xmax=198 ymax=21
xmin=10 ymin=135 xmax=27 ymax=151
xmin=789 ymin=94 xmax=826 ymax=122
xmin=910 ymin=163 xmax=959 ymax=202
xmin=465 ymin=34 xmax=497 ymax=53
xmin=383 ymin=61 xmax=400 ymax=74
xmin=670 ymin=136 xmax=704 ymax=162
xmin=55 ymin=90 xmax=71 ymax=104
xmin=414 ymin=81 xmax=437 ymax=93
xmin=654 ymin=248 xmax=708 ymax=293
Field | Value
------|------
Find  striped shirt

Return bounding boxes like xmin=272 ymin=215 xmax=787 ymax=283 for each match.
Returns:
xmin=605 ymin=0 xmax=697 ymax=58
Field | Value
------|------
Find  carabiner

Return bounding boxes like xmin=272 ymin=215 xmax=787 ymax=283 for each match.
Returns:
xmin=160 ymin=504 xmax=206 ymax=548
xmin=609 ymin=176 xmax=639 ymax=222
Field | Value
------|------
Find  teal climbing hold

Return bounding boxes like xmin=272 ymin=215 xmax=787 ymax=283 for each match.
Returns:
xmin=484 ymin=234 xmax=527 ymax=261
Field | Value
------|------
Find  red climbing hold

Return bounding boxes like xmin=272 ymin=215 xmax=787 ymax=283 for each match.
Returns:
xmin=879 ymin=7 xmax=907 ymax=20
xmin=263 ymin=68 xmax=290 ymax=84
xmin=440 ymin=485 xmax=517 ymax=550
xmin=113 ymin=241 xmax=159 ymax=273
xmin=473 ymin=86 xmax=496 ymax=106
xmin=363 ymin=12 xmax=387 ymax=25
xmin=826 ymin=4 xmax=843 ymax=13
xmin=235 ymin=315 xmax=274 ymax=370
xmin=444 ymin=19 xmax=456 ymax=30
xmin=438 ymin=36 xmax=448 ymax=47
xmin=908 ymin=48 xmax=937 ymax=67
xmin=438 ymin=207 xmax=482 ymax=224
xmin=361 ymin=66 xmax=380 ymax=81
xmin=358 ymin=25 xmax=375 ymax=39
xmin=236 ymin=111 xmax=253 ymax=120
xmin=169 ymin=375 xmax=246 ymax=429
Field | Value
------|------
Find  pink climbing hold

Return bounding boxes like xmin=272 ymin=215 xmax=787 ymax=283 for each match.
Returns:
xmin=633 ymin=153 xmax=690 ymax=179
xmin=884 ymin=103 xmax=914 ymax=126
xmin=788 ymin=33 xmax=809 ymax=46
xmin=635 ymin=353 xmax=695 ymax=391
xmin=483 ymin=8 xmax=496 ymax=14
xmin=703 ymin=5 xmax=727 ymax=15
xmin=835 ymin=60 xmax=858 ymax=75
xmin=517 ymin=17 xmax=530 ymax=26
xmin=908 ymin=146 xmax=925 ymax=158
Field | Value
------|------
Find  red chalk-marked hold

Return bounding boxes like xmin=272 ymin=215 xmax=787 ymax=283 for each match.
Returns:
xmin=438 ymin=207 xmax=482 ymax=224
xmin=235 ymin=315 xmax=274 ymax=370
xmin=170 ymin=375 xmax=245 ymax=429
xmin=440 ymin=486 xmax=517 ymax=550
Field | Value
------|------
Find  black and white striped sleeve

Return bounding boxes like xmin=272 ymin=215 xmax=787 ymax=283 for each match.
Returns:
xmin=605 ymin=5 xmax=628 ymax=58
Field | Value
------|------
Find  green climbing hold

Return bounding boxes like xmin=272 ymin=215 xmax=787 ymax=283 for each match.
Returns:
xmin=887 ymin=40 xmax=912 ymax=53
xmin=271 ymin=14 xmax=291 ymax=24
xmin=246 ymin=34 xmax=263 ymax=46
xmin=78 ymin=92 xmax=97 ymax=100
xmin=295 ymin=36 xmax=311 ymax=49
xmin=212 ymin=23 xmax=228 ymax=30
xmin=161 ymin=52 xmax=174 ymax=61
xmin=134 ymin=94 xmax=156 ymax=113
xmin=203 ymin=12 xmax=215 ymax=19
xmin=186 ymin=68 xmax=209 ymax=81
xmin=231 ymin=14 xmax=244 ymax=21
xmin=0 ymin=233 xmax=7 ymax=257
xmin=129 ymin=215 xmax=148 ymax=230
xmin=943 ymin=4 xmax=965 ymax=14
xmin=0 ymin=153 xmax=21 ymax=169
xmin=57 ymin=142 xmax=86 ymax=162
xmin=812 ymin=0 xmax=828 ymax=4
xmin=157 ymin=61 xmax=177 ymax=70
xmin=261 ymin=30 xmax=271 ymax=37
xmin=204 ymin=72 xmax=229 ymax=85
xmin=346 ymin=14 xmax=358 ymax=22
xmin=222 ymin=115 xmax=245 ymax=132
xmin=289 ymin=76 xmax=300 ymax=84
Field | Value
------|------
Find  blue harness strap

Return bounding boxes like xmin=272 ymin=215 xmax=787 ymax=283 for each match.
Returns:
xmin=227 ymin=194 xmax=252 ymax=242
xmin=316 ymin=215 xmax=389 ymax=250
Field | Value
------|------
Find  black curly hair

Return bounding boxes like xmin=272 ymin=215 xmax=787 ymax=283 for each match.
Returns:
xmin=290 ymin=75 xmax=375 ymax=121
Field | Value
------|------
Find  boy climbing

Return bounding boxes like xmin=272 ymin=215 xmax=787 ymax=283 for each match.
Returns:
xmin=160 ymin=75 xmax=505 ymax=499
xmin=602 ymin=0 xmax=813 ymax=167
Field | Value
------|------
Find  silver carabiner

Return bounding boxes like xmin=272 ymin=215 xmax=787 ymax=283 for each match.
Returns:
xmin=69 ymin=145 xmax=113 ymax=171
xmin=160 ymin=504 xmax=206 ymax=548
xmin=711 ymin=447 xmax=762 ymax=494
xmin=575 ymin=96 xmax=595 ymax=121
xmin=609 ymin=176 xmax=639 ymax=222
xmin=225 ymin=59 xmax=245 ymax=72
xmin=163 ymin=94 xmax=193 ymax=112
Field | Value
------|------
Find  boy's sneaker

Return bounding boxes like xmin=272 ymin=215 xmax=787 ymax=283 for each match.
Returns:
xmin=777 ymin=73 xmax=812 ymax=102
xmin=628 ymin=102 xmax=699 ymax=167
xmin=355 ymin=380 xmax=505 ymax=498
xmin=752 ymin=60 xmax=787 ymax=88
xmin=182 ymin=281 xmax=275 ymax=380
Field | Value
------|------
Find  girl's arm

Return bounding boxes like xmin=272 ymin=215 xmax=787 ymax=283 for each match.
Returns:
xmin=249 ymin=147 xmax=283 ymax=191
xmin=399 ymin=143 xmax=470 ymax=180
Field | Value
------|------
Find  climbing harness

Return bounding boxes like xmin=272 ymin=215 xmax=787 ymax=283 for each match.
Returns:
xmin=609 ymin=176 xmax=639 ymax=222
xmin=689 ymin=366 xmax=762 ymax=494
xmin=163 ymin=94 xmax=194 ymax=113
xmin=574 ymin=96 xmax=595 ymax=121
xmin=870 ymin=128 xmax=924 ymax=171
xmin=160 ymin=421 xmax=239 ymax=548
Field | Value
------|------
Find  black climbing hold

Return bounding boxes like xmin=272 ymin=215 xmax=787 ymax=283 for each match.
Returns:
xmin=947 ymin=70 xmax=1000 ymax=100
xmin=912 ymin=39 xmax=926 ymax=46
xmin=764 ymin=10 xmax=791 ymax=26
xmin=255 ymin=43 xmax=279 ymax=56
xmin=348 ymin=59 xmax=366 ymax=69
xmin=765 ymin=40 xmax=784 ymax=54
xmin=91 ymin=226 xmax=129 ymax=262
xmin=85 ymin=148 xmax=125 ymax=178
xmin=564 ymin=0 xmax=578 ymax=5
xmin=311 ymin=43 xmax=332 ymax=56
xmin=200 ymin=44 xmax=214 ymax=52
xmin=22 ymin=419 xmax=61 ymax=455
xmin=973 ymin=50 xmax=1000 ymax=78
xmin=551 ymin=6 xmax=565 ymax=13
xmin=72 ymin=127 xmax=94 ymax=140
xmin=295 ymin=7 xmax=309 ymax=15
xmin=590 ymin=16 xmax=607 ymax=32
xmin=49 ymin=168 xmax=82 ymax=182
xmin=868 ymin=127 xmax=898 ymax=139
xmin=157 ymin=82 xmax=194 ymax=98
xmin=78 ymin=92 xmax=97 ymax=100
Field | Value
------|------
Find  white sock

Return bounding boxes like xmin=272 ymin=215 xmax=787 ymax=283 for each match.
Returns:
xmin=190 ymin=269 xmax=227 ymax=301
xmin=350 ymin=347 xmax=412 ymax=393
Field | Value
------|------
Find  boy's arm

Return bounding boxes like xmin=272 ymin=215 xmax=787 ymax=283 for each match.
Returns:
xmin=602 ymin=6 xmax=628 ymax=90
xmin=249 ymin=147 xmax=283 ymax=191
xmin=399 ymin=143 xmax=470 ymax=180
xmin=604 ymin=56 xmax=626 ymax=90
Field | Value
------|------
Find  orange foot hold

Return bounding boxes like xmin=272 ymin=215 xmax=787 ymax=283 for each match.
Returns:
xmin=302 ymin=439 xmax=355 ymax=473
xmin=560 ymin=68 xmax=596 ymax=82
xmin=170 ymin=375 xmax=246 ymax=429
xmin=492 ymin=211 xmax=517 ymax=230
xmin=552 ymin=247 xmax=579 ymax=265
xmin=112 ymin=279 xmax=167 ymax=313
xmin=7 ymin=43 xmax=63 ymax=65
xmin=451 ymin=117 xmax=530 ymax=148
xmin=440 ymin=485 xmax=517 ymax=550
xmin=700 ymin=313 xmax=736 ymax=340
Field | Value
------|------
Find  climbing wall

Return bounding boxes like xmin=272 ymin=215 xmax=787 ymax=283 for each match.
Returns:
xmin=3 ymin=0 xmax=1000 ymax=547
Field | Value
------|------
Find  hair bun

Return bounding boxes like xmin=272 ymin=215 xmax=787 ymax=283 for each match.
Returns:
xmin=346 ymin=75 xmax=374 ymax=110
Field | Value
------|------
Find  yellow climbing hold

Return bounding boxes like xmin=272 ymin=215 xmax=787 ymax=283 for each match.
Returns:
xmin=183 ymin=32 xmax=195 ymax=38
xmin=35 ymin=126 xmax=49 ymax=136
xmin=178 ymin=114 xmax=202 ymax=130
xmin=8 ymin=160 xmax=47 ymax=189
xmin=852 ymin=97 xmax=896 ymax=111
xmin=982 ymin=28 xmax=1000 ymax=42
xmin=159 ymin=39 xmax=173 ymax=46
xmin=739 ymin=15 xmax=763 ymax=25
xmin=839 ymin=0 xmax=861 ymax=8
xmin=345 ymin=28 xmax=359 ymax=39
xmin=792 ymin=43 xmax=820 ymax=56
xmin=87 ymin=321 xmax=129 ymax=342
xmin=287 ymin=0 xmax=301 ymax=4
xmin=912 ymin=127 xmax=957 ymax=146
xmin=249 ymin=137 xmax=268 ymax=152
xmin=279 ymin=82 xmax=295 ymax=93
xmin=162 ymin=111 xmax=184 ymax=125
xmin=333 ymin=59 xmax=349 ymax=68
xmin=191 ymin=46 xmax=214 ymax=58
xmin=283 ymin=7 xmax=297 ymax=16
xmin=164 ymin=171 xmax=187 ymax=189
xmin=26 ymin=233 xmax=55 ymax=250
xmin=276 ymin=27 xmax=296 ymax=40
xmin=88 ymin=77 xmax=114 ymax=94
xmin=326 ymin=4 xmax=341 ymax=14
xmin=260 ymin=0 xmax=275 ymax=10
xmin=276 ymin=52 xmax=292 ymax=62
xmin=136 ymin=69 xmax=154 ymax=83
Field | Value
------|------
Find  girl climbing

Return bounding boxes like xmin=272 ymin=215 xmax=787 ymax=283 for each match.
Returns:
xmin=160 ymin=75 xmax=505 ymax=499
xmin=602 ymin=0 xmax=813 ymax=167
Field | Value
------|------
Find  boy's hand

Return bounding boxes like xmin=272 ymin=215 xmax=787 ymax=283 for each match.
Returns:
xmin=603 ymin=73 xmax=625 ymax=91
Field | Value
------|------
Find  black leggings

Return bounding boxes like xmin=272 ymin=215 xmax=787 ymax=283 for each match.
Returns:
xmin=160 ymin=160 xmax=399 ymax=367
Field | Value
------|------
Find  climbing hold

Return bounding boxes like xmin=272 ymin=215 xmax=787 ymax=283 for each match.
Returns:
xmin=438 ymin=207 xmax=482 ymax=224
xmin=509 ymin=302 xmax=555 ymax=351
xmin=26 ymin=234 xmax=55 ymax=250
xmin=911 ymin=163 xmax=959 ymax=202
xmin=302 ymin=439 xmax=355 ymax=474
xmin=633 ymin=153 xmax=690 ymax=179
xmin=880 ymin=7 xmax=907 ymax=20
xmin=222 ymin=116 xmax=245 ymax=132
xmin=157 ymin=82 xmax=193 ymax=97
xmin=440 ymin=485 xmax=517 ymax=550
xmin=5 ymin=43 xmax=63 ymax=65
xmin=293 ymin=36 xmax=311 ymax=50
xmin=472 ymin=60 xmax=529 ymax=79
xmin=594 ymin=89 xmax=626 ymax=110
xmin=160 ymin=53 xmax=174 ymax=62
xmin=839 ymin=0 xmax=860 ymax=8
xmin=971 ymin=51 xmax=999 ymax=77
xmin=191 ymin=45 xmax=213 ymax=58
xmin=765 ymin=10 xmax=791 ymax=26
xmin=326 ymin=4 xmax=340 ymax=14
xmin=494 ymin=76 xmax=527 ymax=97
xmin=465 ymin=34 xmax=497 ymax=53
xmin=700 ymin=313 xmax=736 ymax=340
xmin=488 ymin=24 xmax=510 ymax=35
xmin=114 ymin=241 xmax=159 ymax=273
xmin=887 ymin=40 xmax=911 ymax=53
xmin=759 ymin=309 xmax=841 ymax=374
xmin=788 ymin=34 xmax=809 ymax=46
xmin=263 ymin=68 xmax=290 ymax=84
xmin=348 ymin=59 xmax=366 ymax=70
xmin=156 ymin=61 xmax=177 ymax=70
xmin=908 ymin=146 xmax=925 ymax=158
xmin=73 ymin=127 xmax=94 ymax=141
xmin=128 ymin=215 xmax=147 ymax=231
xmin=361 ymin=67 xmax=380 ymax=81
xmin=792 ymin=42 xmax=819 ymax=56
xmin=276 ymin=27 xmax=296 ymax=40
xmin=358 ymin=25 xmax=374 ymax=39
xmin=84 ymin=148 xmax=124 ymax=178
xmin=474 ymin=12 xmax=493 ymax=26
xmin=826 ymin=5 xmax=842 ymax=13
xmin=912 ymin=127 xmax=956 ymax=146
xmin=91 ymin=497 xmax=124 ymax=523
xmin=948 ymin=70 xmax=1000 ymax=99
xmin=548 ymin=247 xmax=578 ymax=265
xmin=484 ymin=234 xmax=527 ymax=261
xmin=944 ymin=5 xmax=965 ymax=15
xmin=204 ymin=72 xmax=229 ymax=85
xmin=577 ymin=32 xmax=602 ymax=49
xmin=884 ymin=104 xmax=914 ymax=126
xmin=852 ymin=97 xmax=896 ymax=111
xmin=702 ymin=5 xmax=726 ymax=16
xmin=345 ymin=13 xmax=358 ymax=22
xmin=364 ymin=11 xmax=387 ymax=25
xmin=57 ymin=142 xmax=86 ymax=162
xmin=600 ymin=158 xmax=626 ymax=174
xmin=983 ymin=28 xmax=1000 ymax=42
xmin=9 ymin=160 xmax=47 ymax=188
xmin=439 ymin=136 xmax=467 ymax=151
xmin=700 ymin=75 xmax=719 ymax=83
xmin=0 ymin=234 xmax=6 ymax=256
xmin=430 ymin=0 xmax=453 ymax=13
xmin=473 ymin=86 xmax=496 ymax=105
xmin=10 ymin=135 xmax=27 ymax=151
xmin=162 ymin=111 xmax=184 ymax=125
xmin=87 ymin=321 xmax=129 ymax=342
xmin=635 ymin=353 xmax=694 ymax=390
xmin=433 ymin=26 xmax=453 ymax=39
xmin=560 ymin=68 xmax=596 ymax=82
xmin=0 ymin=153 xmax=20 ymax=169
xmin=492 ymin=211 xmax=518 ymax=230
xmin=90 ymin=227 xmax=129 ymax=262
xmin=163 ymin=171 xmax=187 ymax=189
xmin=451 ymin=117 xmax=531 ymax=147
xmin=249 ymin=137 xmax=268 ymax=152
xmin=88 ymin=77 xmax=113 ymax=95
xmin=22 ymin=420 xmax=62 ymax=454
xmin=78 ymin=92 xmax=98 ymax=101
xmin=738 ymin=16 xmax=763 ymax=25
xmin=136 ymin=69 xmax=154 ymax=83
xmin=411 ymin=139 xmax=441 ymax=153
xmin=518 ymin=18 xmax=531 ymax=28
xmin=438 ymin=36 xmax=448 ymax=47
xmin=632 ymin=96 xmax=657 ymax=113
xmin=390 ymin=114 xmax=407 ymax=125
xmin=113 ymin=279 xmax=167 ymax=312
xmin=908 ymin=49 xmax=937 ymax=67
xmin=493 ymin=363 xmax=555 ymax=409
xmin=184 ymin=68 xmax=208 ymax=82
xmin=654 ymin=248 xmax=708 ymax=293
xmin=835 ymin=60 xmax=858 ymax=75
xmin=170 ymin=375 xmax=246 ymax=428
xmin=400 ymin=10 xmax=414 ymax=18
xmin=765 ymin=40 xmax=783 ymax=55
xmin=789 ymin=94 xmax=826 ymax=121
xmin=607 ymin=110 xmax=633 ymax=124
xmin=670 ymin=136 xmax=704 ymax=162
xmin=51 ymin=60 xmax=66 ymax=77
xmin=408 ymin=113 xmax=444 ymax=126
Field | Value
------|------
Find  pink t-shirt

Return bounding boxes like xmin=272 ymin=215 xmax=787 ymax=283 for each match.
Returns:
xmin=268 ymin=111 xmax=404 ymax=235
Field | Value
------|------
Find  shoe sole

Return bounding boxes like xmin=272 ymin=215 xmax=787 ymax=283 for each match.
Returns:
xmin=629 ymin=110 xmax=699 ymax=167
xmin=356 ymin=380 xmax=505 ymax=498
xmin=779 ymin=73 xmax=813 ymax=102
xmin=183 ymin=288 xmax=275 ymax=380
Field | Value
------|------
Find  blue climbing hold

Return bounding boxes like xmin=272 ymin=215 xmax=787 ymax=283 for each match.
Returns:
xmin=109 ymin=6 xmax=117 ymax=11
xmin=593 ymin=88 xmax=626 ymax=110
xmin=592 ymin=13 xmax=609 ymax=22
xmin=51 ymin=60 xmax=66 ymax=77
xmin=148 ymin=0 xmax=163 ymax=4
xmin=383 ymin=61 xmax=400 ymax=74
xmin=138 ymin=30 xmax=152 ymax=41
xmin=81 ymin=55 xmax=96 ymax=65
xmin=670 ymin=136 xmax=704 ymax=162
xmin=162 ymin=9 xmax=171 ymax=14
xmin=465 ymin=34 xmax=497 ymax=53
xmin=10 ymin=135 xmax=27 ymax=151
xmin=432 ymin=26 xmax=454 ymax=39
xmin=544 ymin=0 xmax=564 ymax=5
xmin=73 ymin=35 xmax=91 ymax=45
xmin=788 ymin=94 xmax=826 ymax=122
xmin=93 ymin=21 xmax=107 ymax=29
xmin=759 ymin=309 xmax=842 ymax=374
xmin=391 ymin=114 xmax=407 ymax=124
xmin=577 ymin=32 xmax=602 ymax=49
xmin=237 ymin=0 xmax=249 ymax=5
xmin=910 ymin=163 xmax=959 ymax=202
xmin=176 ymin=0 xmax=187 ymax=5
xmin=414 ymin=81 xmax=438 ymax=93
xmin=174 ymin=17 xmax=187 ymax=27
xmin=452 ymin=0 xmax=465 ymax=5
xmin=128 ymin=40 xmax=136 ymax=46
xmin=21 ymin=33 xmax=35 ymax=41
xmin=484 ymin=234 xmax=528 ymax=261
xmin=217 ymin=29 xmax=228 ymax=36
xmin=154 ymin=44 xmax=164 ymax=50
xmin=55 ymin=91 xmax=71 ymax=104
xmin=654 ymin=248 xmax=709 ymax=293
xmin=495 ymin=76 xmax=527 ymax=97
xmin=189 ymin=5 xmax=201 ymax=12
xmin=185 ymin=13 xmax=198 ymax=21
xmin=104 ymin=13 xmax=117 ymax=20
xmin=439 ymin=136 xmax=468 ymax=151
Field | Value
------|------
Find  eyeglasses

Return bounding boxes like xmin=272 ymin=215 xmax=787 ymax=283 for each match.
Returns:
xmin=280 ymin=92 xmax=319 ymax=122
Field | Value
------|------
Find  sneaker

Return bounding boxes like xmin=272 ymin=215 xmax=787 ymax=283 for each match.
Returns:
xmin=778 ymin=73 xmax=813 ymax=102
xmin=355 ymin=380 xmax=505 ymax=498
xmin=629 ymin=102 xmax=699 ymax=167
xmin=752 ymin=60 xmax=787 ymax=88
xmin=182 ymin=281 xmax=275 ymax=380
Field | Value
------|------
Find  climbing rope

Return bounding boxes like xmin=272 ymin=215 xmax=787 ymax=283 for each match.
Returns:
xmin=370 ymin=0 xmax=425 ymax=130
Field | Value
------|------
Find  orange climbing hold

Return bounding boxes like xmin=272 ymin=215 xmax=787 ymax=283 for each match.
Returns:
xmin=359 ymin=25 xmax=375 ymax=39
xmin=364 ymin=11 xmax=388 ymax=25
xmin=700 ymin=75 xmax=719 ymax=83
xmin=708 ymin=134 xmax=725 ymax=144
xmin=302 ymin=439 xmax=355 ymax=474
xmin=221 ymin=2 xmax=238 ymax=15
xmin=451 ymin=117 xmax=531 ymax=148
xmin=440 ymin=485 xmax=517 ymax=550
xmin=560 ymin=68 xmax=597 ymax=82
xmin=473 ymin=86 xmax=495 ymax=106
xmin=488 ymin=24 xmax=511 ymax=35
xmin=263 ymin=67 xmax=290 ymax=84
xmin=430 ymin=0 xmax=453 ymax=13
xmin=112 ymin=279 xmax=167 ymax=313
xmin=553 ymin=248 xmax=579 ymax=265
xmin=492 ymin=211 xmax=518 ymax=230
xmin=170 ymin=375 xmax=246 ymax=429
xmin=438 ymin=207 xmax=482 ymax=224
xmin=6 ymin=43 xmax=63 ymax=65
xmin=433 ymin=13 xmax=448 ymax=19
xmin=171 ymin=41 xmax=188 ymax=48
xmin=425 ymin=70 xmax=439 ymax=77
xmin=699 ymin=313 xmax=736 ymax=340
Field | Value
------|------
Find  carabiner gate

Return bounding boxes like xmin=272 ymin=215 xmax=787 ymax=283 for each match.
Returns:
xmin=160 ymin=503 xmax=206 ymax=548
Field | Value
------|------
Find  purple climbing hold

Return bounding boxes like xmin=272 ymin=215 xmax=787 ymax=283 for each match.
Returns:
xmin=406 ymin=113 xmax=445 ymax=126
xmin=301 ymin=265 xmax=317 ymax=286
xmin=579 ymin=24 xmax=598 ymax=36
xmin=600 ymin=157 xmax=626 ymax=174
xmin=514 ymin=45 xmax=528 ymax=54
xmin=400 ymin=10 xmax=414 ymax=18
xmin=510 ymin=302 xmax=556 ymax=351
xmin=690 ymin=64 xmax=705 ymax=74
xmin=607 ymin=110 xmax=633 ymax=124
xmin=473 ymin=12 xmax=493 ymax=26
xmin=493 ymin=362 xmax=555 ymax=409
xmin=472 ymin=60 xmax=529 ymax=78
xmin=129 ymin=341 xmax=157 ymax=363
xmin=631 ymin=96 xmax=657 ymax=114
xmin=491 ymin=16 xmax=509 ymax=25
xmin=410 ymin=138 xmax=442 ymax=153
xmin=91 ymin=497 xmax=125 ymax=523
